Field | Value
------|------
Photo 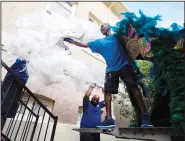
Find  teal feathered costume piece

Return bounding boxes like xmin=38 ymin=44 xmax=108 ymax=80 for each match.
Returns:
xmin=113 ymin=10 xmax=184 ymax=133
xmin=111 ymin=10 xmax=184 ymax=42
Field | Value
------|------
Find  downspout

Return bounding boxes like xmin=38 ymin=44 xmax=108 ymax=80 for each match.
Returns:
xmin=71 ymin=2 xmax=79 ymax=17
xmin=108 ymin=2 xmax=115 ymax=24
xmin=120 ymin=2 xmax=129 ymax=12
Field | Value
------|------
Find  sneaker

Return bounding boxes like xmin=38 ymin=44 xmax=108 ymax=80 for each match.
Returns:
xmin=141 ymin=113 xmax=153 ymax=127
xmin=101 ymin=116 xmax=115 ymax=126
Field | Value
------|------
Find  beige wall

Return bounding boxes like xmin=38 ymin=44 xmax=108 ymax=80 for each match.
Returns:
xmin=2 ymin=2 xmax=47 ymax=32
xmin=74 ymin=2 xmax=125 ymax=25
xmin=109 ymin=9 xmax=120 ymax=25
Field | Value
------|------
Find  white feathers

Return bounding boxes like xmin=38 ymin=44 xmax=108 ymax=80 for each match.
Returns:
xmin=2 ymin=9 xmax=104 ymax=92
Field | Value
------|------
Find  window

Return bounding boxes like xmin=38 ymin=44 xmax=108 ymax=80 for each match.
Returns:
xmin=81 ymin=12 xmax=106 ymax=62
xmin=17 ymin=100 xmax=27 ymax=114
xmin=15 ymin=93 xmax=54 ymax=123
xmin=46 ymin=10 xmax=52 ymax=15
xmin=46 ymin=2 xmax=73 ymax=17
xmin=33 ymin=103 xmax=48 ymax=116
xmin=17 ymin=95 xmax=29 ymax=114
xmin=88 ymin=18 xmax=94 ymax=23
xmin=57 ymin=2 xmax=73 ymax=15
xmin=17 ymin=102 xmax=47 ymax=116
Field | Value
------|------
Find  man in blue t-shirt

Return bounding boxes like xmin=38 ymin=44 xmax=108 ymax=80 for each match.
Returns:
xmin=64 ymin=23 xmax=152 ymax=127
xmin=80 ymin=83 xmax=105 ymax=141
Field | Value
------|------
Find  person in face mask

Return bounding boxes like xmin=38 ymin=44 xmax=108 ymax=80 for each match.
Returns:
xmin=80 ymin=83 xmax=105 ymax=141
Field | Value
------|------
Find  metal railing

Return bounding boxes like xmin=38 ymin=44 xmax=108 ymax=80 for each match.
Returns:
xmin=1 ymin=60 xmax=58 ymax=141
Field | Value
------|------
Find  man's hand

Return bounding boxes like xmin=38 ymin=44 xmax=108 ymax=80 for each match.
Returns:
xmin=63 ymin=38 xmax=74 ymax=43
xmin=64 ymin=38 xmax=89 ymax=48
xmin=90 ymin=83 xmax=96 ymax=88
xmin=96 ymin=85 xmax=104 ymax=91
xmin=85 ymin=83 xmax=96 ymax=97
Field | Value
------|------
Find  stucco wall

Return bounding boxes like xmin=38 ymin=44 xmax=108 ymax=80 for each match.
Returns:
xmin=2 ymin=2 xmax=47 ymax=32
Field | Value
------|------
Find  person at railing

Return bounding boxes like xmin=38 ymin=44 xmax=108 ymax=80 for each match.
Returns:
xmin=63 ymin=23 xmax=153 ymax=127
xmin=1 ymin=58 xmax=29 ymax=130
xmin=80 ymin=83 xmax=105 ymax=141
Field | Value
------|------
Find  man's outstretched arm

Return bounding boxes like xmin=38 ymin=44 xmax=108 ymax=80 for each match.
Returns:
xmin=64 ymin=37 xmax=100 ymax=53
xmin=85 ymin=83 xmax=96 ymax=97
xmin=63 ymin=38 xmax=89 ymax=48
xmin=83 ymin=83 xmax=96 ymax=111
xmin=72 ymin=40 xmax=89 ymax=48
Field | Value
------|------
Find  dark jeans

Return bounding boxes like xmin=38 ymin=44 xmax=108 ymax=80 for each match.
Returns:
xmin=1 ymin=74 xmax=23 ymax=119
xmin=80 ymin=134 xmax=100 ymax=141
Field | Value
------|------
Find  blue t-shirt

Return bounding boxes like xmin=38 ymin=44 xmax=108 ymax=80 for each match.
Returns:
xmin=88 ymin=34 xmax=131 ymax=73
xmin=80 ymin=96 xmax=105 ymax=129
xmin=7 ymin=59 xmax=29 ymax=84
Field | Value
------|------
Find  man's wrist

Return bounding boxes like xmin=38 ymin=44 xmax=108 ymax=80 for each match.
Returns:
xmin=70 ymin=40 xmax=74 ymax=44
xmin=90 ymin=85 xmax=95 ymax=88
xmin=90 ymin=83 xmax=96 ymax=88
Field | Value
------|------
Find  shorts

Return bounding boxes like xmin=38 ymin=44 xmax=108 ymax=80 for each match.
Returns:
xmin=104 ymin=66 xmax=137 ymax=94
xmin=80 ymin=134 xmax=100 ymax=141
